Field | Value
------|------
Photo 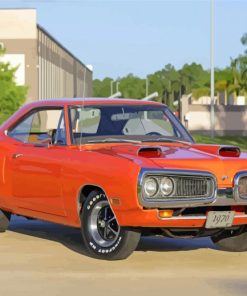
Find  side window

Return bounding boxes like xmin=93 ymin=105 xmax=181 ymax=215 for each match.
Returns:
xmin=54 ymin=112 xmax=66 ymax=145
xmin=8 ymin=108 xmax=66 ymax=145
xmin=69 ymin=107 xmax=101 ymax=143
xmin=8 ymin=115 xmax=34 ymax=143
xmin=78 ymin=108 xmax=101 ymax=134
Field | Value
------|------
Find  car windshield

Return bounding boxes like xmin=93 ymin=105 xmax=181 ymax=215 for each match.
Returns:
xmin=69 ymin=104 xmax=194 ymax=144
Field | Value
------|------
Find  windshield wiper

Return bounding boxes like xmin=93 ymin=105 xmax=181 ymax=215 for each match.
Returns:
xmin=87 ymin=138 xmax=142 ymax=144
xmin=142 ymin=137 xmax=191 ymax=145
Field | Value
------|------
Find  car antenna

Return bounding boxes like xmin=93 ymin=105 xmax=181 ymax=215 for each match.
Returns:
xmin=79 ymin=67 xmax=87 ymax=151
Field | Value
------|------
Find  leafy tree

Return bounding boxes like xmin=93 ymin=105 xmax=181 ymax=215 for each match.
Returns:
xmin=149 ymin=64 xmax=181 ymax=108
xmin=230 ymin=56 xmax=247 ymax=97
xmin=93 ymin=33 xmax=247 ymax=105
xmin=118 ymin=74 xmax=145 ymax=99
xmin=180 ymin=63 xmax=210 ymax=93
xmin=147 ymin=73 xmax=163 ymax=100
xmin=0 ymin=49 xmax=27 ymax=123
xmin=93 ymin=77 xmax=113 ymax=97
xmin=241 ymin=33 xmax=247 ymax=54
xmin=192 ymin=87 xmax=210 ymax=99
xmin=228 ymin=33 xmax=247 ymax=101
xmin=160 ymin=64 xmax=180 ymax=107
xmin=214 ymin=67 xmax=233 ymax=104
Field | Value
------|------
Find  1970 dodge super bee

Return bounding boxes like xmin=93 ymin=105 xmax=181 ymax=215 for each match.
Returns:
xmin=1 ymin=98 xmax=247 ymax=260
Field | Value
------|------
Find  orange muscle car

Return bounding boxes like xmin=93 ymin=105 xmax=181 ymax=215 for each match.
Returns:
xmin=0 ymin=98 xmax=247 ymax=260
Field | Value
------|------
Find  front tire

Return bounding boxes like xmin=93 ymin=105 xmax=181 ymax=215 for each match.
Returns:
xmin=0 ymin=210 xmax=11 ymax=232
xmin=211 ymin=226 xmax=247 ymax=252
xmin=80 ymin=190 xmax=141 ymax=260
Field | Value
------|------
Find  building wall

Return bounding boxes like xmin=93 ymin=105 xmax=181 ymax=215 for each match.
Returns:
xmin=0 ymin=9 xmax=92 ymax=103
xmin=0 ymin=9 xmax=38 ymax=103
xmin=37 ymin=26 xmax=92 ymax=100
xmin=181 ymin=97 xmax=247 ymax=136
xmin=0 ymin=9 xmax=37 ymax=39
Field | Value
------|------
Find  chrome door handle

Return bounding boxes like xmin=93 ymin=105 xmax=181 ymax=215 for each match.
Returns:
xmin=12 ymin=153 xmax=23 ymax=159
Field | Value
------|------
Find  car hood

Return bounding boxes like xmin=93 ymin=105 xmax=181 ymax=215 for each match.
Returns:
xmin=86 ymin=143 xmax=247 ymax=187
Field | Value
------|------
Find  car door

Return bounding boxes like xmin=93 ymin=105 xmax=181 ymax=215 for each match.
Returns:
xmin=7 ymin=107 xmax=67 ymax=217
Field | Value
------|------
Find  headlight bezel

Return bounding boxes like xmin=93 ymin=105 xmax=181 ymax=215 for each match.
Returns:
xmin=142 ymin=175 xmax=175 ymax=199
xmin=234 ymin=172 xmax=247 ymax=200
xmin=143 ymin=177 xmax=159 ymax=198
xmin=138 ymin=168 xmax=217 ymax=208
xmin=160 ymin=177 xmax=175 ymax=196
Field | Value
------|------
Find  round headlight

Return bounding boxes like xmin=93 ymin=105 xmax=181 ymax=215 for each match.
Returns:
xmin=160 ymin=177 xmax=174 ymax=196
xmin=143 ymin=177 xmax=158 ymax=197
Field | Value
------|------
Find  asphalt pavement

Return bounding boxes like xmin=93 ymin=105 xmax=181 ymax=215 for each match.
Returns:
xmin=0 ymin=216 xmax=246 ymax=296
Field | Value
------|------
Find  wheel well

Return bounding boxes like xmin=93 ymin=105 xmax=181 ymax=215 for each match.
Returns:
xmin=78 ymin=185 xmax=104 ymax=212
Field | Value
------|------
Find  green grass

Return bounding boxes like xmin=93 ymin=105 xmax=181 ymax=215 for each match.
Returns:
xmin=193 ymin=135 xmax=247 ymax=151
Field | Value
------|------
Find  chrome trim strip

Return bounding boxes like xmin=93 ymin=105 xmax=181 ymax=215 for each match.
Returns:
xmin=157 ymin=214 xmax=247 ymax=221
xmin=138 ymin=168 xmax=218 ymax=208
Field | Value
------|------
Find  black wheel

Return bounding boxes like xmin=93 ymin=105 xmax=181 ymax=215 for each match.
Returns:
xmin=211 ymin=226 xmax=247 ymax=252
xmin=0 ymin=210 xmax=11 ymax=232
xmin=80 ymin=190 xmax=141 ymax=260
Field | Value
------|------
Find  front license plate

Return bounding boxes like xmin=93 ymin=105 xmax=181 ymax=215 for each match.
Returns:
xmin=205 ymin=211 xmax=235 ymax=229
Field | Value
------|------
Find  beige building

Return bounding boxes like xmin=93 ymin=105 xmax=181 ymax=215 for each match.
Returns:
xmin=0 ymin=8 xmax=93 ymax=102
xmin=181 ymin=95 xmax=247 ymax=136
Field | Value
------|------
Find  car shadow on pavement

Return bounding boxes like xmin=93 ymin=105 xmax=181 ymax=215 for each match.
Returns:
xmin=8 ymin=216 xmax=216 ymax=256
xmin=8 ymin=216 xmax=90 ymax=256
xmin=136 ymin=236 xmax=216 ymax=252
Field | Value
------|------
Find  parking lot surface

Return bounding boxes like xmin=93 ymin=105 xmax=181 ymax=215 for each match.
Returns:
xmin=0 ymin=216 xmax=246 ymax=296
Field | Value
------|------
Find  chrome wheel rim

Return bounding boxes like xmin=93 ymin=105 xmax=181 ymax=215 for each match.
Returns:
xmin=89 ymin=200 xmax=120 ymax=247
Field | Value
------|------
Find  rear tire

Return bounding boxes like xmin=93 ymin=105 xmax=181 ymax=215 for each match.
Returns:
xmin=211 ymin=226 xmax=247 ymax=252
xmin=80 ymin=190 xmax=141 ymax=260
xmin=0 ymin=210 xmax=11 ymax=232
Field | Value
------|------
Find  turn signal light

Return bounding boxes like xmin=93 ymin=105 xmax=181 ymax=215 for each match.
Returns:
xmin=159 ymin=210 xmax=174 ymax=218
xmin=110 ymin=198 xmax=121 ymax=206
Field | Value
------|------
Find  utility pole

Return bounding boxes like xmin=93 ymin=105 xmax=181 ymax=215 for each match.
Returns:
xmin=210 ymin=0 xmax=215 ymax=138
xmin=116 ymin=81 xmax=120 ymax=93
xmin=179 ymin=82 xmax=182 ymax=121
xmin=110 ymin=80 xmax=114 ymax=96
xmin=146 ymin=76 xmax=149 ymax=97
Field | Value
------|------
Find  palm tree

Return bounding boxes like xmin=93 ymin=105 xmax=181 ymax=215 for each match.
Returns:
xmin=230 ymin=56 xmax=247 ymax=99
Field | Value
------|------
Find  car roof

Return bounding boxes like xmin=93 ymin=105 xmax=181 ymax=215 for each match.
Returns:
xmin=24 ymin=98 xmax=164 ymax=108
xmin=0 ymin=97 xmax=166 ymax=132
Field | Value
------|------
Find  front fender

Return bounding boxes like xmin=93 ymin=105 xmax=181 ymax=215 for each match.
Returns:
xmin=62 ymin=149 xmax=143 ymax=226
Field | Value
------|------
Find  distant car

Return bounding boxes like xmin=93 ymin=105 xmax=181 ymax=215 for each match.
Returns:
xmin=0 ymin=98 xmax=247 ymax=260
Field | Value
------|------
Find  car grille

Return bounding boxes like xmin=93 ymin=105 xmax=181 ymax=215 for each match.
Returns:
xmin=139 ymin=169 xmax=217 ymax=207
xmin=175 ymin=176 xmax=211 ymax=198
